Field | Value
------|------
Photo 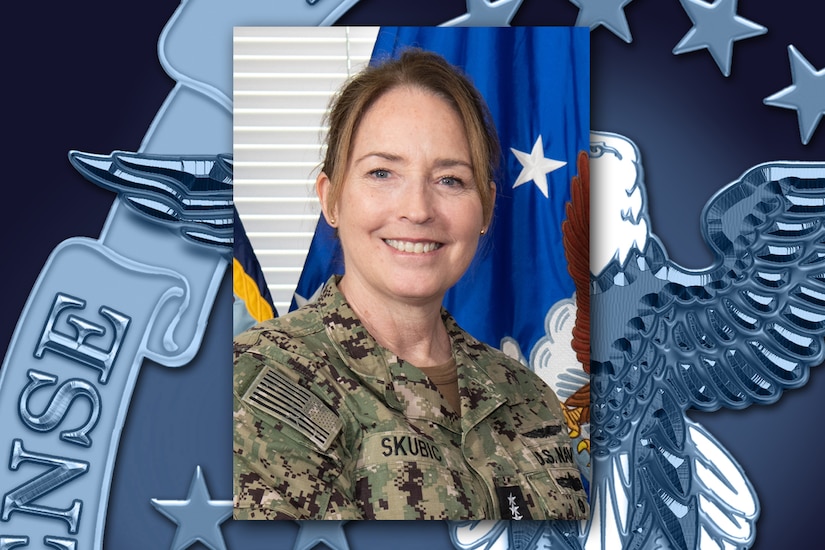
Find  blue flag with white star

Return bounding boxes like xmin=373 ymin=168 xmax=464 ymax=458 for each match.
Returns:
xmin=293 ymin=26 xmax=589 ymax=359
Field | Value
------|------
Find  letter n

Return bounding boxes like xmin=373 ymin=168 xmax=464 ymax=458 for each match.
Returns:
xmin=1 ymin=440 xmax=88 ymax=534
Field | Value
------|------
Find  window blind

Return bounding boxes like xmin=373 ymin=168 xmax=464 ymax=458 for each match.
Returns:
xmin=233 ymin=26 xmax=379 ymax=313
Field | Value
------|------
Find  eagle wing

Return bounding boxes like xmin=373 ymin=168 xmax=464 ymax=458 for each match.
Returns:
xmin=590 ymin=159 xmax=825 ymax=550
xmin=69 ymin=150 xmax=234 ymax=248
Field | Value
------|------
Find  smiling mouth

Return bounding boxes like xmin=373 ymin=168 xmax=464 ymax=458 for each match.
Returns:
xmin=384 ymin=239 xmax=443 ymax=254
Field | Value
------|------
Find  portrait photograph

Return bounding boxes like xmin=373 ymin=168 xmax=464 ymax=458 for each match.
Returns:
xmin=232 ymin=25 xmax=591 ymax=521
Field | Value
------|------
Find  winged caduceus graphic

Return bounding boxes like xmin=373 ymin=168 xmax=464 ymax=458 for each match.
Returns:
xmin=451 ymin=131 xmax=825 ymax=550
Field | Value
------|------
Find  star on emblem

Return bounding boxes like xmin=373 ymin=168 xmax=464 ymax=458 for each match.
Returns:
xmin=764 ymin=45 xmax=825 ymax=145
xmin=672 ymin=0 xmax=767 ymax=77
xmin=511 ymin=136 xmax=566 ymax=198
xmin=440 ymin=0 xmax=523 ymax=26
xmin=569 ymin=0 xmax=635 ymax=44
xmin=150 ymin=466 xmax=232 ymax=550
xmin=293 ymin=521 xmax=351 ymax=550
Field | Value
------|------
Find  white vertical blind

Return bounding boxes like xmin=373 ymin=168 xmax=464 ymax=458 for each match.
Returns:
xmin=233 ymin=26 xmax=379 ymax=313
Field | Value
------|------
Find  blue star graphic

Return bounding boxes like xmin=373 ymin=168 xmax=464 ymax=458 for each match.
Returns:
xmin=293 ymin=521 xmax=350 ymax=550
xmin=441 ymin=0 xmax=523 ymax=26
xmin=151 ymin=466 xmax=232 ymax=550
xmin=569 ymin=0 xmax=635 ymax=44
xmin=764 ymin=45 xmax=825 ymax=145
xmin=672 ymin=0 xmax=767 ymax=77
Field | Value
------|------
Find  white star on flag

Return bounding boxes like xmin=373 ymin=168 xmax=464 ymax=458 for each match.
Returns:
xmin=511 ymin=135 xmax=566 ymax=198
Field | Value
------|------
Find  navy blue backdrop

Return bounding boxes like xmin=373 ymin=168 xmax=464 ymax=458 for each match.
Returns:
xmin=3 ymin=1 xmax=823 ymax=549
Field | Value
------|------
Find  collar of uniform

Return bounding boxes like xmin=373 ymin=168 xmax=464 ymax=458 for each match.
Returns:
xmin=443 ymin=312 xmax=514 ymax=431
xmin=319 ymin=276 xmax=517 ymax=431
xmin=319 ymin=276 xmax=405 ymax=412
xmin=385 ymin=355 xmax=462 ymax=432
xmin=319 ymin=277 xmax=461 ymax=431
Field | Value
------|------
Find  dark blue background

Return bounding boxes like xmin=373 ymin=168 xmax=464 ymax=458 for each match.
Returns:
xmin=3 ymin=1 xmax=823 ymax=548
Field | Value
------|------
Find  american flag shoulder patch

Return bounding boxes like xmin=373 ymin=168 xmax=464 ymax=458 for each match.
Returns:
xmin=241 ymin=366 xmax=342 ymax=451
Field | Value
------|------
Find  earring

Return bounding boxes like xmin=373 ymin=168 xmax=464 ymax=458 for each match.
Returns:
xmin=480 ymin=228 xmax=486 ymax=235
xmin=329 ymin=217 xmax=336 ymax=226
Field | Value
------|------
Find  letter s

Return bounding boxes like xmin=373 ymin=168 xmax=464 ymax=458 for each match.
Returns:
xmin=381 ymin=437 xmax=393 ymax=457
xmin=18 ymin=370 xmax=101 ymax=447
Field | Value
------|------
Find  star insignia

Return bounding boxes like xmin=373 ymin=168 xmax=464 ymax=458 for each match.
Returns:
xmin=569 ymin=0 xmax=635 ymax=44
xmin=293 ymin=521 xmax=351 ymax=550
xmin=672 ymin=0 xmax=767 ymax=77
xmin=150 ymin=466 xmax=232 ymax=550
xmin=507 ymin=492 xmax=523 ymax=520
xmin=440 ymin=0 xmax=523 ymax=26
xmin=511 ymin=136 xmax=567 ymax=199
xmin=764 ymin=45 xmax=825 ymax=145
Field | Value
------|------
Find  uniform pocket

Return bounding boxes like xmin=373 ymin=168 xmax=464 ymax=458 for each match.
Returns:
xmin=525 ymin=469 xmax=589 ymax=519
xmin=353 ymin=460 xmax=486 ymax=520
xmin=514 ymin=424 xmax=590 ymax=519
xmin=354 ymin=431 xmax=486 ymax=519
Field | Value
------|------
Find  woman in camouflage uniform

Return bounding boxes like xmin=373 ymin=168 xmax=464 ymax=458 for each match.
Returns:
xmin=233 ymin=49 xmax=589 ymax=521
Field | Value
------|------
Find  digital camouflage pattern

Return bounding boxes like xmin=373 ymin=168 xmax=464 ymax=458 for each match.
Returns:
xmin=233 ymin=277 xmax=589 ymax=520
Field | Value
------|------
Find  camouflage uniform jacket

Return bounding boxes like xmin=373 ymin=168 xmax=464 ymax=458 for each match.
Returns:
xmin=234 ymin=277 xmax=589 ymax=520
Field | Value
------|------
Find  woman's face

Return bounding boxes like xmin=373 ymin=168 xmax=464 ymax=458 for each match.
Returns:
xmin=318 ymin=86 xmax=490 ymax=307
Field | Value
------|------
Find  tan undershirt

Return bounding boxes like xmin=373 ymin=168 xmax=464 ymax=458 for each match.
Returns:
xmin=417 ymin=357 xmax=460 ymax=417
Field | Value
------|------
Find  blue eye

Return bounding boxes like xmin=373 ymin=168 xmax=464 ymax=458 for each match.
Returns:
xmin=439 ymin=176 xmax=464 ymax=187
xmin=370 ymin=169 xmax=390 ymax=179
